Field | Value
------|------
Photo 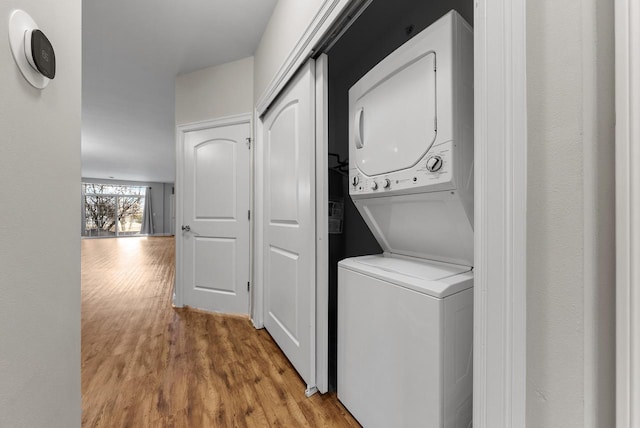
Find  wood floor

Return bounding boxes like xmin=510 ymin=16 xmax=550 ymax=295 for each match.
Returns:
xmin=82 ymin=236 xmax=359 ymax=427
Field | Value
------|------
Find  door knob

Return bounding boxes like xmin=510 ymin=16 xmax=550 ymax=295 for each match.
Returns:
xmin=181 ymin=225 xmax=191 ymax=232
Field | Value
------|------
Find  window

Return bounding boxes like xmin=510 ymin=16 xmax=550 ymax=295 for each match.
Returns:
xmin=82 ymin=183 xmax=146 ymax=237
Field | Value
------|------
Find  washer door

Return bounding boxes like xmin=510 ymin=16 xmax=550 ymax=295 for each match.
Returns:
xmin=350 ymin=52 xmax=437 ymax=177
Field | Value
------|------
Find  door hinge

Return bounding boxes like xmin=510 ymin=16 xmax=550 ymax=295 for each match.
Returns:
xmin=246 ymin=137 xmax=252 ymax=149
xmin=434 ymin=116 xmax=437 ymax=131
xmin=247 ymin=282 xmax=251 ymax=292
xmin=248 ymin=210 xmax=251 ymax=220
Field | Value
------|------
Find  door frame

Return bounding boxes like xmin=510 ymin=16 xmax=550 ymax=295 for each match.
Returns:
xmin=615 ymin=0 xmax=640 ymax=424
xmin=314 ymin=54 xmax=329 ymax=393
xmin=473 ymin=1 xmax=527 ymax=426
xmin=253 ymin=1 xmax=527 ymax=425
xmin=174 ymin=113 xmax=253 ymax=309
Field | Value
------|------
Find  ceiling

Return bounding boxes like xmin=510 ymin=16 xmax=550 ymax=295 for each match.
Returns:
xmin=82 ymin=0 xmax=277 ymax=183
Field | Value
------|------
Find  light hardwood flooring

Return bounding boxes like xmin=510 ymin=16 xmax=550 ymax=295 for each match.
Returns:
xmin=82 ymin=236 xmax=359 ymax=427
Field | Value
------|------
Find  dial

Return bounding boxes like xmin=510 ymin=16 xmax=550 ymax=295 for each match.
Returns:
xmin=426 ymin=156 xmax=443 ymax=172
xmin=382 ymin=178 xmax=391 ymax=189
xmin=370 ymin=181 xmax=378 ymax=190
xmin=351 ymin=175 xmax=359 ymax=186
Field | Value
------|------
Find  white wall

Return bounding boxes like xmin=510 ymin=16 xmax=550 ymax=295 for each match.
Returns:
xmin=253 ymin=0 xmax=324 ymax=102
xmin=175 ymin=56 xmax=254 ymax=125
xmin=527 ymin=0 xmax=615 ymax=426
xmin=0 ymin=1 xmax=81 ymax=427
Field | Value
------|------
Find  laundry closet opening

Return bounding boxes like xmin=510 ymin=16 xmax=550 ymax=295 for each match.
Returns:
xmin=319 ymin=0 xmax=474 ymax=393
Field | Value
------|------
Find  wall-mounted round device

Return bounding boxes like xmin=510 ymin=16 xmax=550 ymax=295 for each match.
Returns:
xmin=8 ymin=10 xmax=56 ymax=89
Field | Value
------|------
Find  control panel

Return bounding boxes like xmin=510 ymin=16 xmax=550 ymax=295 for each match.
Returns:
xmin=350 ymin=142 xmax=454 ymax=196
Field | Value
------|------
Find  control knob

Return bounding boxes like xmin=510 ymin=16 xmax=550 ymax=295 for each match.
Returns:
xmin=382 ymin=178 xmax=391 ymax=189
xmin=426 ymin=155 xmax=443 ymax=172
xmin=351 ymin=175 xmax=359 ymax=186
xmin=370 ymin=181 xmax=378 ymax=190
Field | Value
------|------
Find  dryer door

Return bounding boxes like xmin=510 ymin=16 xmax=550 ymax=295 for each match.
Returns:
xmin=350 ymin=52 xmax=437 ymax=177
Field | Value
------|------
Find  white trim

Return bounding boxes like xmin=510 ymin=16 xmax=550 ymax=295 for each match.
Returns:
xmin=174 ymin=113 xmax=253 ymax=309
xmin=583 ymin=0 xmax=616 ymax=426
xmin=255 ymin=0 xmax=351 ymax=116
xmin=307 ymin=60 xmax=319 ymax=394
xmin=174 ymin=125 xmax=185 ymax=308
xmin=616 ymin=0 xmax=640 ymax=425
xmin=248 ymin=120 xmax=256 ymax=321
xmin=176 ymin=113 xmax=252 ymax=133
xmin=315 ymin=54 xmax=329 ymax=394
xmin=252 ymin=110 xmax=265 ymax=328
xmin=473 ymin=0 xmax=527 ymax=427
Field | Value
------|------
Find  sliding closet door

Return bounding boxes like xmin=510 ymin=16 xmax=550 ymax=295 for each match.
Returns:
xmin=262 ymin=59 xmax=317 ymax=392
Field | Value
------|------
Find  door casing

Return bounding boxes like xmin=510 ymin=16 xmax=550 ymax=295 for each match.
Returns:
xmin=615 ymin=0 xmax=640 ymax=425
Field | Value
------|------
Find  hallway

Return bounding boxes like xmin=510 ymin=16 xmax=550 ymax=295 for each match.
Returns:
xmin=81 ymin=237 xmax=358 ymax=427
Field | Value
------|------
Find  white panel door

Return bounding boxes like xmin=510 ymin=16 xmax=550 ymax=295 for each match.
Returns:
xmin=181 ymin=122 xmax=251 ymax=314
xmin=262 ymin=60 xmax=316 ymax=390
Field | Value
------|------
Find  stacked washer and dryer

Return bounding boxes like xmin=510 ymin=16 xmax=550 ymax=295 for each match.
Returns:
xmin=337 ymin=11 xmax=474 ymax=428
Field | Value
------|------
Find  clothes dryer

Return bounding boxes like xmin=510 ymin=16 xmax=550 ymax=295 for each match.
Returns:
xmin=337 ymin=10 xmax=474 ymax=428
xmin=347 ymin=9 xmax=474 ymax=265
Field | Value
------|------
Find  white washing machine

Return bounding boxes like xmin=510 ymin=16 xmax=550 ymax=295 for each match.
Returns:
xmin=337 ymin=10 xmax=474 ymax=428
xmin=338 ymin=256 xmax=473 ymax=428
